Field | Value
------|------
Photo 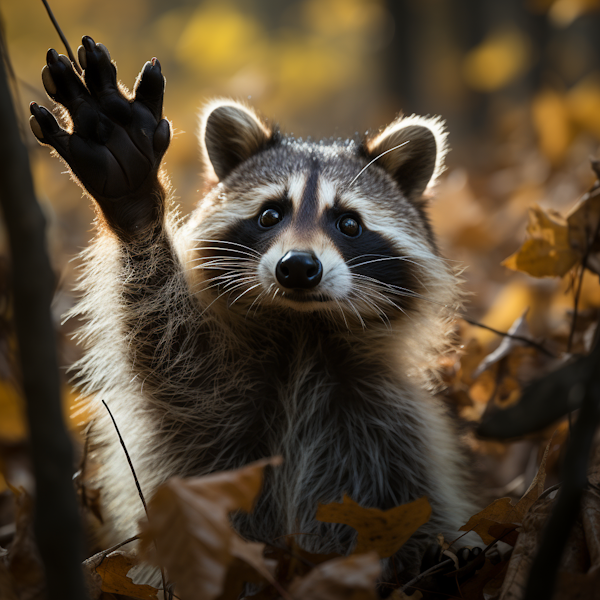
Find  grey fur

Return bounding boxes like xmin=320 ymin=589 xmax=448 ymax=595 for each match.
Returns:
xmin=70 ymin=101 xmax=474 ymax=580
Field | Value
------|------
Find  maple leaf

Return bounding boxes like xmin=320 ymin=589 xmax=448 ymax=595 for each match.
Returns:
xmin=502 ymin=205 xmax=580 ymax=277
xmin=316 ymin=494 xmax=432 ymax=558
xmin=139 ymin=456 xmax=281 ymax=600
xmin=460 ymin=432 xmax=553 ymax=545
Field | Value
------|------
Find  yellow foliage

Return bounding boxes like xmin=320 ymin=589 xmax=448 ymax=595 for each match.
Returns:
xmin=567 ymin=75 xmax=600 ymax=140
xmin=532 ymin=89 xmax=572 ymax=165
xmin=502 ymin=205 xmax=580 ymax=277
xmin=176 ymin=4 xmax=266 ymax=76
xmin=303 ymin=0 xmax=384 ymax=36
xmin=463 ymin=28 xmax=531 ymax=92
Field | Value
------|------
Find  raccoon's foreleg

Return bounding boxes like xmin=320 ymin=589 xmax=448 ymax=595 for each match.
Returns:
xmin=31 ymin=38 xmax=203 ymax=404
xmin=30 ymin=36 xmax=170 ymax=239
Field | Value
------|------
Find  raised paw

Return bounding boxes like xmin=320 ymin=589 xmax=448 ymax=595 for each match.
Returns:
xmin=30 ymin=36 xmax=171 ymax=234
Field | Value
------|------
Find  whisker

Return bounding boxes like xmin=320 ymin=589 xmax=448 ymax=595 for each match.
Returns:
xmin=192 ymin=238 xmax=262 ymax=257
xmin=229 ymin=283 xmax=262 ymax=308
xmin=347 ymin=141 xmax=410 ymax=188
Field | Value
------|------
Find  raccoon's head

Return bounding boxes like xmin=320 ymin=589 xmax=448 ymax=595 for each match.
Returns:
xmin=188 ymin=100 xmax=456 ymax=328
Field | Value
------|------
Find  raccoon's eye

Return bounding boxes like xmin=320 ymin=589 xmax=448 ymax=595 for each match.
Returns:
xmin=337 ymin=215 xmax=362 ymax=237
xmin=259 ymin=207 xmax=283 ymax=228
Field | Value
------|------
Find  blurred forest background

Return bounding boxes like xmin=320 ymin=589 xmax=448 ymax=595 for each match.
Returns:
xmin=3 ymin=0 xmax=600 ymax=536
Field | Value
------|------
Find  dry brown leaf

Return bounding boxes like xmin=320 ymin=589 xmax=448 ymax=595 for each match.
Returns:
xmin=460 ymin=434 xmax=552 ymax=545
xmin=263 ymin=539 xmax=342 ymax=587
xmin=502 ymin=205 xmax=580 ymax=277
xmin=497 ymin=498 xmax=590 ymax=600
xmin=5 ymin=486 xmax=45 ymax=600
xmin=140 ymin=456 xmax=281 ymax=600
xmin=288 ymin=552 xmax=380 ymax=600
xmin=567 ymin=183 xmax=600 ymax=276
xmin=316 ymin=494 xmax=431 ymax=558
xmin=0 ymin=560 xmax=18 ymax=600
xmin=87 ymin=551 xmax=158 ymax=600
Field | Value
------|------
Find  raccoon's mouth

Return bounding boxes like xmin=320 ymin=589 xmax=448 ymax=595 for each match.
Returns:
xmin=280 ymin=290 xmax=331 ymax=303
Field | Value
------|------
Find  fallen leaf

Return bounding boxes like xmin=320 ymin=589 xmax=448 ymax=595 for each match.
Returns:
xmin=316 ymin=494 xmax=431 ymax=558
xmin=5 ymin=486 xmax=45 ymax=600
xmin=90 ymin=551 xmax=157 ymax=600
xmin=288 ymin=552 xmax=380 ymax=600
xmin=502 ymin=205 xmax=580 ymax=277
xmin=567 ymin=182 xmax=600 ymax=276
xmin=140 ymin=456 xmax=281 ymax=600
xmin=460 ymin=433 xmax=553 ymax=545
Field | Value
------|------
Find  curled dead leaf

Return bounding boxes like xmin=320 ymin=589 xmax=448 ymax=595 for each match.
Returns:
xmin=502 ymin=205 xmax=580 ymax=278
xmin=140 ymin=456 xmax=281 ymax=600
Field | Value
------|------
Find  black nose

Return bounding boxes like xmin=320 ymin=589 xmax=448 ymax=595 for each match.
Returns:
xmin=276 ymin=251 xmax=323 ymax=289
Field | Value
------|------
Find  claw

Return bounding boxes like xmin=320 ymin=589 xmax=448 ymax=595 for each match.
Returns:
xmin=82 ymin=35 xmax=96 ymax=52
xmin=46 ymin=48 xmax=59 ymax=65
xmin=29 ymin=114 xmax=44 ymax=140
xmin=77 ymin=45 xmax=87 ymax=70
xmin=41 ymin=65 xmax=57 ymax=95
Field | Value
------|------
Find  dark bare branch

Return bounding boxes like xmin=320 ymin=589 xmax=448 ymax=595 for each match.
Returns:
xmin=0 ymin=27 xmax=88 ymax=600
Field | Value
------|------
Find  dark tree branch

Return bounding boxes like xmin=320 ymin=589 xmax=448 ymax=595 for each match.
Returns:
xmin=524 ymin=374 xmax=600 ymax=599
xmin=0 ymin=28 xmax=88 ymax=600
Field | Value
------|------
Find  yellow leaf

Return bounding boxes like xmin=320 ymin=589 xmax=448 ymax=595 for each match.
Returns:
xmin=463 ymin=28 xmax=531 ymax=92
xmin=96 ymin=552 xmax=158 ymax=600
xmin=532 ymin=89 xmax=571 ymax=164
xmin=502 ymin=205 xmax=580 ymax=277
xmin=567 ymin=75 xmax=600 ymax=139
xmin=316 ymin=494 xmax=431 ymax=558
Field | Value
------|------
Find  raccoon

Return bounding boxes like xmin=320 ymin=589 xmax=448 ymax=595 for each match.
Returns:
xmin=30 ymin=36 xmax=474 ymax=579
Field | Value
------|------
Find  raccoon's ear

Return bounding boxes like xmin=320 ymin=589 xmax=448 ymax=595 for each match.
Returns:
xmin=365 ymin=115 xmax=448 ymax=200
xmin=200 ymin=101 xmax=273 ymax=181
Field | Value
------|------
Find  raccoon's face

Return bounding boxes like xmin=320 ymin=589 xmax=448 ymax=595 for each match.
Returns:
xmin=190 ymin=101 xmax=451 ymax=326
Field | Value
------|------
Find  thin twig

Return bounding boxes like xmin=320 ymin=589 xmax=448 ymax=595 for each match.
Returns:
xmin=40 ymin=0 xmax=82 ymax=74
xmin=102 ymin=400 xmax=168 ymax=595
xmin=84 ymin=535 xmax=139 ymax=565
xmin=462 ymin=317 xmax=556 ymax=358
